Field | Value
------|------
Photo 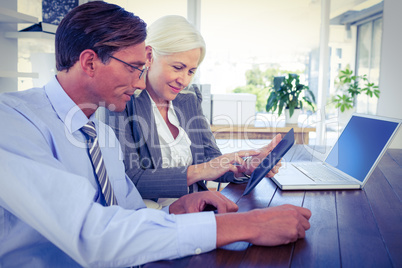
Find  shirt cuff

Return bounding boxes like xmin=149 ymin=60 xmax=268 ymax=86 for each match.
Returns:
xmin=175 ymin=211 xmax=216 ymax=256
xmin=162 ymin=205 xmax=170 ymax=214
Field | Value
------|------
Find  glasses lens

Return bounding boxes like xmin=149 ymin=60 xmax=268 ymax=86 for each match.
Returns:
xmin=139 ymin=68 xmax=147 ymax=80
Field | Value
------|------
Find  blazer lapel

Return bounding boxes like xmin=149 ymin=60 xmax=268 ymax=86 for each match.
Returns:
xmin=173 ymin=92 xmax=209 ymax=191
xmin=173 ymin=93 xmax=204 ymax=165
xmin=133 ymin=91 xmax=163 ymax=168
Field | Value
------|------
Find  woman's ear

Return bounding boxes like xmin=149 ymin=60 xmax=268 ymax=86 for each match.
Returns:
xmin=145 ymin=46 xmax=153 ymax=67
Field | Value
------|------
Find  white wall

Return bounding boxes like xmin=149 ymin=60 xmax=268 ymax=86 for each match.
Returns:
xmin=377 ymin=0 xmax=402 ymax=148
xmin=0 ymin=0 xmax=18 ymax=92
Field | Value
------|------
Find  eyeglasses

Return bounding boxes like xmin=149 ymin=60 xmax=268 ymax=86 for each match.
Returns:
xmin=109 ymin=55 xmax=146 ymax=80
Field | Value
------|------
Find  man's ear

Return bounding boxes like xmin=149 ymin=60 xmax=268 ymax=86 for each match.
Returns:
xmin=145 ymin=46 xmax=153 ymax=67
xmin=80 ymin=49 xmax=97 ymax=77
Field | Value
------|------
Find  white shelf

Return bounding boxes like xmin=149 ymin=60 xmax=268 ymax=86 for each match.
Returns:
xmin=5 ymin=31 xmax=55 ymax=40
xmin=0 ymin=71 xmax=39 ymax=78
xmin=0 ymin=7 xmax=38 ymax=24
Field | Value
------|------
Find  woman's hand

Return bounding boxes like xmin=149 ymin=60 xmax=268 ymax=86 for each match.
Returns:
xmin=243 ymin=134 xmax=283 ymax=178
xmin=186 ymin=149 xmax=260 ymax=186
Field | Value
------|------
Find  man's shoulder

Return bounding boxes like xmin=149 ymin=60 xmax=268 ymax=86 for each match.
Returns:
xmin=0 ymin=88 xmax=48 ymax=110
xmin=0 ymin=87 xmax=56 ymax=133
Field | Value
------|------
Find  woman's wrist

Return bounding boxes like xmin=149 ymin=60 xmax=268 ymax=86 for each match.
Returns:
xmin=186 ymin=164 xmax=201 ymax=186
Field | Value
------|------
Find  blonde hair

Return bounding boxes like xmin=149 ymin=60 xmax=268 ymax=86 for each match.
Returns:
xmin=146 ymin=15 xmax=206 ymax=65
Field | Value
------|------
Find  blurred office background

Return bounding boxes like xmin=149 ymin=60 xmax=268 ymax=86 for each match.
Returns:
xmin=1 ymin=0 xmax=400 ymax=149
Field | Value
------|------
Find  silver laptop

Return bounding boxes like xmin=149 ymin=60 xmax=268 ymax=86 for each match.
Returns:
xmin=272 ymin=113 xmax=401 ymax=190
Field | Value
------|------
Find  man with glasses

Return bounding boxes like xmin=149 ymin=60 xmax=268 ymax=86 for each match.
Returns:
xmin=109 ymin=55 xmax=147 ymax=79
xmin=0 ymin=1 xmax=311 ymax=267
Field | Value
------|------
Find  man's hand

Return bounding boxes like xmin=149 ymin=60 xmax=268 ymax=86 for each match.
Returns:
xmin=186 ymin=149 xmax=261 ymax=186
xmin=244 ymin=205 xmax=311 ymax=246
xmin=244 ymin=134 xmax=283 ymax=178
xmin=169 ymin=191 xmax=239 ymax=215
xmin=216 ymin=204 xmax=311 ymax=247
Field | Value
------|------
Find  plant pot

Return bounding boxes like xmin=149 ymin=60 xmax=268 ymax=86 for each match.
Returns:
xmin=285 ymin=109 xmax=300 ymax=125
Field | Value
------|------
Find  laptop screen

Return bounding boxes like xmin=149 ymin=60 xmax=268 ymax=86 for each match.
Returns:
xmin=325 ymin=115 xmax=400 ymax=182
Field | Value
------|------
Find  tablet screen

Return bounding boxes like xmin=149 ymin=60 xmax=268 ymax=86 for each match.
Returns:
xmin=243 ymin=128 xmax=295 ymax=195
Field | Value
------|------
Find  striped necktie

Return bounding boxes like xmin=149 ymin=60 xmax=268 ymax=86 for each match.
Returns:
xmin=81 ymin=121 xmax=118 ymax=206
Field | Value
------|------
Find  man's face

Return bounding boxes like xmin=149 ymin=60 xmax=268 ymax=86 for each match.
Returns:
xmin=92 ymin=42 xmax=146 ymax=112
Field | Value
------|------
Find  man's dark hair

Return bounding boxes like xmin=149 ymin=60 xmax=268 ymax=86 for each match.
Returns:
xmin=55 ymin=1 xmax=147 ymax=71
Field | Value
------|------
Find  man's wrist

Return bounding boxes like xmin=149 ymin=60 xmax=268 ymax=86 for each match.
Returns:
xmin=215 ymin=211 xmax=252 ymax=247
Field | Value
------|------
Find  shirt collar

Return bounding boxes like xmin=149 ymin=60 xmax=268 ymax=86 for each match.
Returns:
xmin=44 ymin=76 xmax=91 ymax=134
xmin=146 ymin=90 xmax=174 ymax=110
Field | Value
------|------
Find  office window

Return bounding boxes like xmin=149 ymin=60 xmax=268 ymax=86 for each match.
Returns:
xmin=355 ymin=18 xmax=382 ymax=114
xmin=110 ymin=0 xmax=322 ymax=97
xmin=336 ymin=48 xmax=342 ymax=59
xmin=199 ymin=0 xmax=321 ymax=94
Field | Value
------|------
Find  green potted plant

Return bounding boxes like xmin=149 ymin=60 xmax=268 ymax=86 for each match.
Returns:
xmin=265 ymin=73 xmax=316 ymax=124
xmin=332 ymin=67 xmax=380 ymax=113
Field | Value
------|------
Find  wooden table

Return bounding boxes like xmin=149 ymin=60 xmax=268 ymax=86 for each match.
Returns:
xmin=210 ymin=124 xmax=316 ymax=144
xmin=144 ymin=145 xmax=402 ymax=268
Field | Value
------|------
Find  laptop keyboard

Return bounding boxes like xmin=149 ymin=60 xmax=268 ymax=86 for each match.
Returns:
xmin=292 ymin=162 xmax=348 ymax=182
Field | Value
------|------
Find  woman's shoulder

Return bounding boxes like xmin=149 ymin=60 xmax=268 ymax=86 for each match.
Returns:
xmin=178 ymin=84 xmax=205 ymax=102
xmin=176 ymin=89 xmax=196 ymax=100
xmin=132 ymin=90 xmax=152 ymax=107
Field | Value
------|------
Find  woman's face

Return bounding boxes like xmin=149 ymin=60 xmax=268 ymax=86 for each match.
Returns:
xmin=146 ymin=47 xmax=201 ymax=104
